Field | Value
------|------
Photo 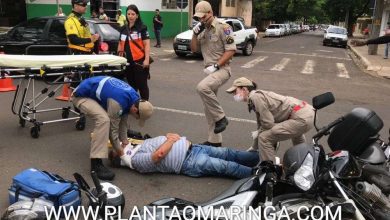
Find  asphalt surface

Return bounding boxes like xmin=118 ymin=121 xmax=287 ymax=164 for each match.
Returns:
xmin=0 ymin=30 xmax=389 ymax=215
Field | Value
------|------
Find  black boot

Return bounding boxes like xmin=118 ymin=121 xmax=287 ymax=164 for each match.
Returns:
xmin=200 ymin=141 xmax=222 ymax=147
xmin=91 ymin=158 xmax=115 ymax=180
xmin=214 ymin=117 xmax=228 ymax=134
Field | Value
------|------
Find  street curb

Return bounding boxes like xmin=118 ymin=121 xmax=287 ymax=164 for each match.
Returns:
xmin=348 ymin=42 xmax=390 ymax=79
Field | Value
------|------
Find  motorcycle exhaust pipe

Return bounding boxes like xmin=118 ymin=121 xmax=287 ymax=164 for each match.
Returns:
xmin=356 ymin=181 xmax=390 ymax=210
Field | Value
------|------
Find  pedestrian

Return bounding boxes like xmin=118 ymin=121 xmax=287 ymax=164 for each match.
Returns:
xmin=152 ymin=9 xmax=163 ymax=48
xmin=71 ymin=76 xmax=153 ymax=180
xmin=64 ymin=0 xmax=99 ymax=54
xmin=116 ymin=9 xmax=126 ymax=27
xmin=110 ymin=133 xmax=259 ymax=179
xmin=99 ymin=7 xmax=109 ymax=21
xmin=117 ymin=4 xmax=152 ymax=100
xmin=226 ymin=77 xmax=315 ymax=163
xmin=91 ymin=11 xmax=98 ymax=19
xmin=191 ymin=1 xmax=236 ymax=147
xmin=55 ymin=7 xmax=66 ymax=16
xmin=384 ymin=22 xmax=390 ymax=59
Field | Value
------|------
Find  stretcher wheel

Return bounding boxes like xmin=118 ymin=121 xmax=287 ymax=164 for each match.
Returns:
xmin=30 ymin=126 xmax=40 ymax=138
xmin=62 ymin=109 xmax=69 ymax=119
xmin=19 ymin=118 xmax=26 ymax=127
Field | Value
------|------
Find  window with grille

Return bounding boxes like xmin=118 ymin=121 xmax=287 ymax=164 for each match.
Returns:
xmin=226 ymin=0 xmax=236 ymax=7
xmin=162 ymin=0 xmax=177 ymax=9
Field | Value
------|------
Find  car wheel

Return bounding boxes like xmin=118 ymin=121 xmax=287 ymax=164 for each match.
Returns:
xmin=243 ymin=41 xmax=254 ymax=56
xmin=175 ymin=51 xmax=187 ymax=57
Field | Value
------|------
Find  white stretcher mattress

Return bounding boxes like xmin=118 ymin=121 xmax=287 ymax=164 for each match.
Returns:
xmin=0 ymin=54 xmax=127 ymax=69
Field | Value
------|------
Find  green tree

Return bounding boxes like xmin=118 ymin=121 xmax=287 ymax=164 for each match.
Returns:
xmin=323 ymin=0 xmax=370 ymax=36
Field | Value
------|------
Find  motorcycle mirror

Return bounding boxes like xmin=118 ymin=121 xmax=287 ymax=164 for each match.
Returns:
xmin=312 ymin=92 xmax=335 ymax=110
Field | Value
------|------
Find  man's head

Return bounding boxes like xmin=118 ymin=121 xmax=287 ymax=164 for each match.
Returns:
xmin=71 ymin=0 xmax=89 ymax=14
xmin=226 ymin=77 xmax=257 ymax=102
xmin=99 ymin=7 xmax=104 ymax=14
xmin=117 ymin=9 xmax=122 ymax=15
xmin=193 ymin=1 xmax=213 ymax=26
xmin=155 ymin=9 xmax=160 ymax=15
xmin=130 ymin=100 xmax=153 ymax=127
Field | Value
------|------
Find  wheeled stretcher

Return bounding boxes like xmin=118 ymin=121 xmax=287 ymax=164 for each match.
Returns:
xmin=0 ymin=54 xmax=127 ymax=138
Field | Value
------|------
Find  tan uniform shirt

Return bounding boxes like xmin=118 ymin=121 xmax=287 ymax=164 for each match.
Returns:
xmin=196 ymin=18 xmax=236 ymax=67
xmin=249 ymin=90 xmax=305 ymax=132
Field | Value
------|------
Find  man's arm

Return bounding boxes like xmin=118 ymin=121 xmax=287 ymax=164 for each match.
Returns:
xmin=216 ymin=50 xmax=235 ymax=67
xmin=151 ymin=133 xmax=180 ymax=163
xmin=191 ymin=34 xmax=199 ymax=53
xmin=107 ymin=99 xmax=124 ymax=153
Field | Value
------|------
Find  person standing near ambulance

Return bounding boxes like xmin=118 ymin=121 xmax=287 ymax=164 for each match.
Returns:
xmin=226 ymin=77 xmax=315 ymax=162
xmin=64 ymin=0 xmax=99 ymax=54
xmin=117 ymin=4 xmax=151 ymax=100
xmin=191 ymin=1 xmax=236 ymax=147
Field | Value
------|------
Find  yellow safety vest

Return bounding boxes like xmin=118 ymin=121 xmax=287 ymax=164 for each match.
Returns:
xmin=64 ymin=13 xmax=94 ymax=53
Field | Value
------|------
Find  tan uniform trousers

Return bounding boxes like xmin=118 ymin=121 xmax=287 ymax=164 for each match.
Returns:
xmin=196 ymin=67 xmax=230 ymax=143
xmin=72 ymin=97 xmax=109 ymax=159
xmin=258 ymin=105 xmax=315 ymax=162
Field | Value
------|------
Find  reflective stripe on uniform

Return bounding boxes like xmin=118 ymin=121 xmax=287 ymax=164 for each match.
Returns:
xmin=96 ymin=77 xmax=110 ymax=100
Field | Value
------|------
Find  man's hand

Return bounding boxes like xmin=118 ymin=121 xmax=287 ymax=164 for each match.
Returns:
xmin=203 ymin=65 xmax=218 ymax=75
xmin=193 ymin=22 xmax=205 ymax=36
xmin=350 ymin=39 xmax=367 ymax=47
xmin=91 ymin=34 xmax=100 ymax=43
xmin=166 ymin=133 xmax=180 ymax=142
xmin=121 ymin=139 xmax=129 ymax=149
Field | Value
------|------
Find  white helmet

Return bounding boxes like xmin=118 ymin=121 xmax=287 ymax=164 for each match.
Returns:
xmin=91 ymin=182 xmax=125 ymax=218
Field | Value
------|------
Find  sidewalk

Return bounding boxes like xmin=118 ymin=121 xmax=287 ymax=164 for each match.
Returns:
xmin=349 ymin=34 xmax=390 ymax=79
xmin=149 ymin=38 xmax=175 ymax=57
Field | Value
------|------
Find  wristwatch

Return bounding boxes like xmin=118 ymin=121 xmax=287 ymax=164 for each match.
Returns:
xmin=213 ymin=63 xmax=220 ymax=70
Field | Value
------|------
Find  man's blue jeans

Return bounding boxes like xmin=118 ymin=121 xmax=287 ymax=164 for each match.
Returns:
xmin=180 ymin=145 xmax=260 ymax=179
xmin=154 ymin=29 xmax=161 ymax=46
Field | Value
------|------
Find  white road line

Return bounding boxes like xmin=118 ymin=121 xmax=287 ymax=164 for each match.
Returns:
xmin=241 ymin=56 xmax=268 ymax=68
xmin=154 ymin=106 xmax=256 ymax=124
xmin=185 ymin=60 xmax=197 ymax=63
xmin=316 ymin=49 xmax=332 ymax=53
xmin=270 ymin=58 xmax=290 ymax=71
xmin=336 ymin=63 xmax=350 ymax=78
xmin=255 ymin=50 xmax=352 ymax=61
xmin=160 ymin=58 xmax=172 ymax=61
xmin=164 ymin=50 xmax=174 ymax=53
xmin=301 ymin=60 xmax=315 ymax=74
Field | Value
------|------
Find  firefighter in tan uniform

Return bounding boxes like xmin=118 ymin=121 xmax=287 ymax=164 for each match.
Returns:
xmin=226 ymin=77 xmax=315 ymax=162
xmin=64 ymin=0 xmax=99 ymax=54
xmin=191 ymin=1 xmax=236 ymax=147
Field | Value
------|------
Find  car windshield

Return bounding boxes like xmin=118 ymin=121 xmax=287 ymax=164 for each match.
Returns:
xmin=327 ymin=28 xmax=346 ymax=35
xmin=268 ymin=25 xmax=280 ymax=29
xmin=95 ymin=23 xmax=120 ymax=41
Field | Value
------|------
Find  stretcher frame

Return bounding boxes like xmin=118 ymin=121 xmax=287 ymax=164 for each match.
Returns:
xmin=1 ymin=59 xmax=127 ymax=138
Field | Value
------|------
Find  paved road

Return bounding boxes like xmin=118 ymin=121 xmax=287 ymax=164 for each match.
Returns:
xmin=0 ymin=31 xmax=389 ymax=215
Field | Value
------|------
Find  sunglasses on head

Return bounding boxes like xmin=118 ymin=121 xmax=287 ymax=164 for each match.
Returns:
xmin=77 ymin=3 xmax=87 ymax=7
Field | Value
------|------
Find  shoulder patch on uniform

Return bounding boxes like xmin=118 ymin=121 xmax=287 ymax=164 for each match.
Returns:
xmin=223 ymin=24 xmax=233 ymax=35
xmin=226 ymin=35 xmax=234 ymax=44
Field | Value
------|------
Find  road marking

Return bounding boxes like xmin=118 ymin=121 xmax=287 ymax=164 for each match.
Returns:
xmin=301 ymin=60 xmax=315 ymax=74
xmin=270 ymin=58 xmax=290 ymax=71
xmin=185 ymin=60 xmax=197 ymax=63
xmin=154 ymin=106 xmax=256 ymax=124
xmin=241 ymin=56 xmax=268 ymax=68
xmin=264 ymin=38 xmax=283 ymax=43
xmin=317 ymin=49 xmax=333 ymax=53
xmin=336 ymin=63 xmax=350 ymax=78
xmin=160 ymin=58 xmax=172 ymax=61
xmin=255 ymin=50 xmax=352 ymax=61
xmin=164 ymin=50 xmax=174 ymax=53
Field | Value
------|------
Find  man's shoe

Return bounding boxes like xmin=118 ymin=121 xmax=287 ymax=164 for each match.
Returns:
xmin=91 ymin=159 xmax=115 ymax=180
xmin=156 ymin=45 xmax=161 ymax=48
xmin=214 ymin=117 xmax=228 ymax=134
xmin=384 ymin=57 xmax=388 ymax=59
xmin=200 ymin=141 xmax=222 ymax=147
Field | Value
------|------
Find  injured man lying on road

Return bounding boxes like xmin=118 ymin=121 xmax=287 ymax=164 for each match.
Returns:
xmin=110 ymin=133 xmax=260 ymax=179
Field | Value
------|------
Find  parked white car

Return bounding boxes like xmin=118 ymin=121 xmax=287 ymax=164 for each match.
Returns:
xmin=323 ymin=25 xmax=348 ymax=48
xmin=265 ymin=24 xmax=285 ymax=37
xmin=173 ymin=18 xmax=258 ymax=57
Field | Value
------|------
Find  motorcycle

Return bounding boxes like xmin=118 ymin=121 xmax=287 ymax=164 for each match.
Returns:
xmin=142 ymin=92 xmax=390 ymax=220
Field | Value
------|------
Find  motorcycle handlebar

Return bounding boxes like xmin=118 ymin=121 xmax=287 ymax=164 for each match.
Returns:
xmin=312 ymin=117 xmax=344 ymax=141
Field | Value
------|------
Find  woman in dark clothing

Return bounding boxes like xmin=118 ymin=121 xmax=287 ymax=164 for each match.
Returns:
xmin=117 ymin=4 xmax=151 ymax=100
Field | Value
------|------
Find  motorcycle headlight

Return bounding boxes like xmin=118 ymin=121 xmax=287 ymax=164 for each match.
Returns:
xmin=293 ymin=153 xmax=315 ymax=191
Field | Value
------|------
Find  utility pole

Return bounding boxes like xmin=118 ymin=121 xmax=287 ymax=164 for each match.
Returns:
xmin=368 ymin=0 xmax=384 ymax=55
